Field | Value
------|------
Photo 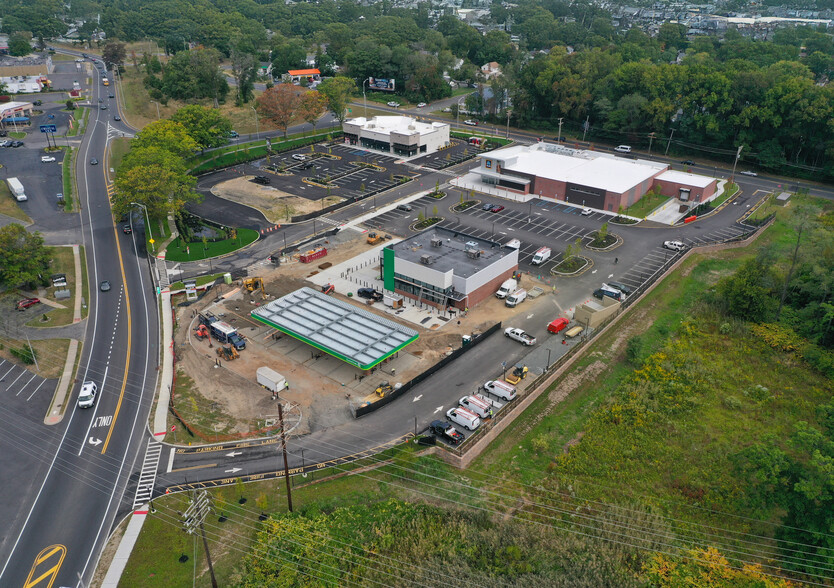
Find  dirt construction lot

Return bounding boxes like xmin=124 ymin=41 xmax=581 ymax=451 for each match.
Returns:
xmin=211 ymin=177 xmax=344 ymax=223
xmin=171 ymin=229 xmax=555 ymax=440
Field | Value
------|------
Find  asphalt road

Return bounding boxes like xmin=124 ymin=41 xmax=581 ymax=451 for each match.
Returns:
xmin=0 ymin=53 xmax=160 ymax=588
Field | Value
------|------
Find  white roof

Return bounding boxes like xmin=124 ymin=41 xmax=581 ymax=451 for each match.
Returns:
xmin=481 ymin=144 xmax=667 ymax=194
xmin=346 ymin=115 xmax=447 ymax=137
xmin=0 ymin=101 xmax=33 ymax=114
xmin=656 ymin=170 xmax=715 ymax=188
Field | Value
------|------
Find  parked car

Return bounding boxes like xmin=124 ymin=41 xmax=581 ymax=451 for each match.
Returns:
xmin=252 ymin=175 xmax=272 ymax=185
xmin=739 ymin=170 xmax=758 ymax=177
xmin=100 ymin=280 xmax=111 ymax=292
xmin=428 ymin=420 xmax=464 ymax=445
xmin=90 ymin=158 xmax=99 ymax=165
xmin=291 ymin=153 xmax=307 ymax=161
xmin=681 ymin=159 xmax=696 ymax=166
xmin=11 ymin=140 xmax=23 ymax=147
xmin=416 ymin=102 xmax=426 ymax=108
xmin=482 ymin=202 xmax=494 ymax=211
xmin=41 ymin=156 xmax=56 ymax=162
xmin=386 ymin=101 xmax=400 ymax=108
xmin=396 ymin=203 xmax=413 ymax=212
xmin=614 ymin=145 xmax=632 ymax=153
xmin=357 ymin=287 xmax=383 ymax=301
xmin=301 ymin=162 xmax=314 ymax=169
xmin=77 ymin=381 xmax=98 ymax=409
xmin=0 ymin=140 xmax=10 ymax=148
xmin=547 ymin=317 xmax=569 ymax=334
xmin=581 ymin=208 xmax=593 ymax=216
xmin=464 ymin=119 xmax=478 ymax=126
xmin=663 ymin=240 xmax=686 ymax=251
xmin=490 ymin=204 xmax=504 ymax=213
xmin=605 ymin=281 xmax=633 ymax=295
xmin=593 ymin=287 xmax=622 ymax=302
xmin=16 ymin=297 xmax=40 ymax=311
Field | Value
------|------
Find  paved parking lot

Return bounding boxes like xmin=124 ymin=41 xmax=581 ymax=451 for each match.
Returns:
xmin=410 ymin=138 xmax=484 ymax=170
xmin=0 ymin=358 xmax=56 ymax=415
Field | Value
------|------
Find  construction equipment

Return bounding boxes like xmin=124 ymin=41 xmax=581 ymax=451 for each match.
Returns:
xmin=243 ymin=277 xmax=266 ymax=299
xmin=321 ymin=283 xmax=335 ymax=295
xmin=375 ymin=381 xmax=393 ymax=398
xmin=216 ymin=345 xmax=239 ymax=361
xmin=505 ymin=364 xmax=528 ymax=385
xmin=194 ymin=324 xmax=209 ymax=340
xmin=367 ymin=232 xmax=383 ymax=245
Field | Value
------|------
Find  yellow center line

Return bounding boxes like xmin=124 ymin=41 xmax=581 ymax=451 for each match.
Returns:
xmin=170 ymin=463 xmax=218 ymax=473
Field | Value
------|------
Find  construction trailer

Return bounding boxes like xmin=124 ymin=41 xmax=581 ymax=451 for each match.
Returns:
xmin=256 ymin=367 xmax=287 ymax=393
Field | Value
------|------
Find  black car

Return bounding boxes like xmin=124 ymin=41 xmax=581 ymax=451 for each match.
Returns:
xmin=681 ymin=159 xmax=696 ymax=166
xmin=252 ymin=175 xmax=271 ymax=185
xmin=605 ymin=281 xmax=632 ymax=295
xmin=109 ymin=94 xmax=115 ymax=99
xmin=357 ymin=287 xmax=383 ymax=301
xmin=593 ymin=287 xmax=622 ymax=302
xmin=90 ymin=158 xmax=99 ymax=165
xmin=11 ymin=140 xmax=23 ymax=148
xmin=33 ymin=100 xmax=42 ymax=106
xmin=301 ymin=162 xmax=314 ymax=169
xmin=114 ymin=115 xmax=121 ymax=121
xmin=0 ymin=130 xmax=6 ymax=137
xmin=429 ymin=420 xmax=464 ymax=445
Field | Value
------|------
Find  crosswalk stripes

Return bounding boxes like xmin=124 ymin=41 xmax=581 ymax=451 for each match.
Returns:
xmin=316 ymin=216 xmax=343 ymax=227
xmin=155 ymin=258 xmax=170 ymax=289
xmin=133 ymin=439 xmax=163 ymax=509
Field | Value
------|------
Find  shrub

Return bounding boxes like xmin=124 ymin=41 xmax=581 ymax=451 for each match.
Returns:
xmin=723 ymin=396 xmax=743 ymax=410
xmin=10 ymin=346 xmax=35 ymax=365
xmin=625 ymin=335 xmax=643 ymax=365
xmin=532 ymin=435 xmax=548 ymax=453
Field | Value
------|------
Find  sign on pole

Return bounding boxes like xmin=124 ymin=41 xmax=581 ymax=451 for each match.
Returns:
xmin=39 ymin=124 xmax=58 ymax=133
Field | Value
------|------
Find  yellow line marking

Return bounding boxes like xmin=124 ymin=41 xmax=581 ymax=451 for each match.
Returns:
xmin=23 ymin=544 xmax=66 ymax=588
xmin=170 ymin=463 xmax=217 ymax=472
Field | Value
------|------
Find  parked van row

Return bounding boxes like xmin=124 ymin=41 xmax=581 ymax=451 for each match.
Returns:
xmin=435 ymin=381 xmax=518 ymax=444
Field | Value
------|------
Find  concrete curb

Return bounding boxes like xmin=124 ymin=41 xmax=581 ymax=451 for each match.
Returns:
xmin=152 ymin=291 xmax=173 ymax=437
xmin=99 ymin=510 xmax=148 ymax=587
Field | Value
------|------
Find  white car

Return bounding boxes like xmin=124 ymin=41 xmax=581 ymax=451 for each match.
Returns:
xmin=739 ymin=170 xmax=758 ymax=177
xmin=41 ymin=156 xmax=56 ymax=162
xmin=77 ymin=381 xmax=98 ymax=408
xmin=291 ymin=153 xmax=307 ymax=161
xmin=387 ymin=101 xmax=400 ymax=108
xmin=614 ymin=145 xmax=632 ymax=153
xmin=581 ymin=208 xmax=593 ymax=216
xmin=416 ymin=102 xmax=426 ymax=108
xmin=663 ymin=240 xmax=686 ymax=251
xmin=464 ymin=119 xmax=478 ymax=126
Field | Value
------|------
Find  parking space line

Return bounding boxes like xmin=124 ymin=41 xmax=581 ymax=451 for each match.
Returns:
xmin=26 ymin=378 xmax=48 ymax=401
xmin=1 ymin=364 xmax=16 ymax=382
xmin=15 ymin=373 xmax=37 ymax=397
xmin=8 ymin=369 xmax=27 ymax=390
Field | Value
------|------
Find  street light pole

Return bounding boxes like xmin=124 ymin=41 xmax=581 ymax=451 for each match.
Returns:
xmin=730 ymin=145 xmax=743 ymax=185
xmin=150 ymin=100 xmax=160 ymax=120
xmin=363 ymin=78 xmax=369 ymax=117
xmin=664 ymin=128 xmax=675 ymax=156
xmin=250 ymin=106 xmax=259 ymax=139
xmin=131 ymin=202 xmax=154 ymax=253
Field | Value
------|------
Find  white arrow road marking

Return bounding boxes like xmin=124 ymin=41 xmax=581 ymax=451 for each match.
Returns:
xmin=592 ymin=269 xmax=597 ymax=274
xmin=89 ymin=437 xmax=102 ymax=446
xmin=225 ymin=467 xmax=242 ymax=474
xmin=413 ymin=395 xmax=423 ymax=402
xmin=226 ymin=451 xmax=243 ymax=457
xmin=434 ymin=406 xmax=444 ymax=414
xmin=526 ymin=314 xmax=534 ymax=319
xmin=608 ymin=273 xmax=614 ymax=278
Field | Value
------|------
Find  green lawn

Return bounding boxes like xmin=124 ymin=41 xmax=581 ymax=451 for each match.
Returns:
xmin=163 ymin=228 xmax=259 ymax=262
xmin=0 ymin=182 xmax=32 ymax=223
xmin=109 ymin=137 xmax=132 ymax=172
xmin=709 ymin=182 xmax=738 ymax=208
xmin=61 ymin=146 xmax=75 ymax=211
xmin=26 ymin=245 xmax=82 ymax=327
xmin=622 ymin=190 xmax=672 ymax=218
xmin=8 ymin=131 xmax=26 ymax=139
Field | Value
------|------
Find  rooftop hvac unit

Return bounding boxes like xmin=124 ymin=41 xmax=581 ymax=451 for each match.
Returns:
xmin=420 ymin=254 xmax=434 ymax=265
xmin=465 ymin=240 xmax=478 ymax=249
xmin=430 ymin=238 xmax=443 ymax=247
xmin=466 ymin=249 xmax=480 ymax=259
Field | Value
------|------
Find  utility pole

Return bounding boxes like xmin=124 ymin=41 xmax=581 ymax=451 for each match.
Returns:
xmin=648 ymin=132 xmax=655 ymax=155
xmin=506 ymin=109 xmax=511 ymax=139
xmin=582 ymin=116 xmax=590 ymax=142
xmin=180 ymin=490 xmax=218 ymax=588
xmin=730 ymin=145 xmax=743 ymax=184
xmin=664 ymin=128 xmax=676 ymax=156
xmin=278 ymin=403 xmax=293 ymax=512
xmin=557 ymin=117 xmax=563 ymax=143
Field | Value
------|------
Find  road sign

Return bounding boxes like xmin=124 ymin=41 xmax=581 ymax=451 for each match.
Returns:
xmin=39 ymin=124 xmax=57 ymax=133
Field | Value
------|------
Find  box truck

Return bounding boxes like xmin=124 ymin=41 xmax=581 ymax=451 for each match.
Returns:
xmin=256 ymin=367 xmax=287 ymax=393
xmin=7 ymin=177 xmax=26 ymax=202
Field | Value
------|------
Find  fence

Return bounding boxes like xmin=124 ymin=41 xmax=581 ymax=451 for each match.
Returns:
xmin=353 ymin=322 xmax=502 ymax=418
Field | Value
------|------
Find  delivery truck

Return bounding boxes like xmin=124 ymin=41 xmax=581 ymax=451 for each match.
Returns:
xmin=531 ymin=247 xmax=551 ymax=265
xmin=7 ymin=177 xmax=26 ymax=202
xmin=256 ymin=367 xmax=287 ymax=393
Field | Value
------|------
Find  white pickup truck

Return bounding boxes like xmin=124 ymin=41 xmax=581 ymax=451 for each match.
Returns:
xmin=504 ymin=327 xmax=536 ymax=346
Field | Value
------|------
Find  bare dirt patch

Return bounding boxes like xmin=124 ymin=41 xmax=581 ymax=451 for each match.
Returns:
xmin=211 ymin=177 xmax=344 ymax=223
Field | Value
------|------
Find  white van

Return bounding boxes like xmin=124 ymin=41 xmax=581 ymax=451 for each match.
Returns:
xmin=459 ymin=395 xmax=493 ymax=419
xmin=505 ymin=288 xmax=527 ymax=308
xmin=483 ymin=380 xmax=517 ymax=401
xmin=531 ymin=247 xmax=551 ymax=265
xmin=446 ymin=406 xmax=481 ymax=431
xmin=496 ymin=278 xmax=517 ymax=299
xmin=614 ymin=145 xmax=632 ymax=153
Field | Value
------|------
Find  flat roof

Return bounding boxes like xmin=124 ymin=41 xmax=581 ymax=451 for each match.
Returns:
xmin=0 ymin=102 xmax=32 ymax=113
xmin=251 ymin=287 xmax=418 ymax=370
xmin=656 ymin=169 xmax=715 ymax=188
xmin=346 ymin=115 xmax=447 ymax=137
xmin=479 ymin=144 xmax=668 ymax=194
xmin=389 ymin=226 xmax=514 ymax=279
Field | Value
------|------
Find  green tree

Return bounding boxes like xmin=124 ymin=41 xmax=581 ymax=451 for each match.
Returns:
xmin=230 ymin=49 xmax=257 ymax=106
xmin=256 ymin=84 xmax=302 ymax=138
xmin=102 ymin=41 xmax=126 ymax=71
xmin=130 ymin=119 xmax=199 ymax=158
xmin=8 ymin=32 xmax=32 ymax=56
xmin=715 ymin=251 xmax=779 ymax=322
xmin=0 ymin=224 xmax=52 ymax=288
xmin=317 ymin=76 xmax=356 ymax=125
xmin=113 ymin=149 xmax=200 ymax=220
xmin=158 ymin=48 xmax=229 ymax=104
xmin=171 ymin=105 xmax=232 ymax=151
xmin=297 ymin=90 xmax=327 ymax=133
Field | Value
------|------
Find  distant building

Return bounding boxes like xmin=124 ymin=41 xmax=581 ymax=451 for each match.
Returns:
xmin=1 ymin=75 xmax=50 ymax=93
xmin=285 ymin=68 xmax=320 ymax=84
xmin=0 ymin=101 xmax=34 ymax=127
xmin=257 ymin=62 xmax=273 ymax=79
xmin=0 ymin=54 xmax=54 ymax=77
xmin=480 ymin=61 xmax=502 ymax=79
xmin=381 ymin=226 xmax=519 ymax=309
xmin=343 ymin=115 xmax=450 ymax=158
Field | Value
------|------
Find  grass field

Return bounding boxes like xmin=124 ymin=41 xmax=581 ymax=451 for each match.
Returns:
xmin=61 ymin=146 xmax=74 ymax=211
xmin=0 ymin=338 xmax=70 ymax=380
xmin=163 ymin=228 xmax=259 ymax=262
xmin=109 ymin=137 xmax=132 ymax=172
xmin=0 ymin=182 xmax=32 ymax=223
xmin=25 ymin=245 xmax=83 ymax=327
xmin=623 ymin=190 xmax=672 ymax=218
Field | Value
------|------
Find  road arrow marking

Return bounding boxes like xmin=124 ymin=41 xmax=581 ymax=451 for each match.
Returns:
xmin=413 ymin=395 xmax=423 ymax=402
xmin=434 ymin=406 xmax=443 ymax=414
xmin=591 ymin=269 xmax=597 ymax=274
xmin=225 ymin=451 xmax=243 ymax=457
xmin=608 ymin=273 xmax=614 ymax=279
xmin=225 ymin=467 xmax=242 ymax=474
xmin=527 ymin=314 xmax=534 ymax=319
xmin=89 ymin=437 xmax=102 ymax=446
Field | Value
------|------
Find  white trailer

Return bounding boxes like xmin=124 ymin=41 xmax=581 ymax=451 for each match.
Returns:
xmin=256 ymin=367 xmax=287 ymax=393
xmin=7 ymin=177 xmax=26 ymax=202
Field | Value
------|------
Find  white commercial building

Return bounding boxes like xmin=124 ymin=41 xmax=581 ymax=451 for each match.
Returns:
xmin=343 ymin=115 xmax=450 ymax=158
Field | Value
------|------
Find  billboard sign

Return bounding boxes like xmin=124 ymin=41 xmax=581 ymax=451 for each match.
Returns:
xmin=40 ymin=124 xmax=57 ymax=133
xmin=368 ymin=77 xmax=395 ymax=92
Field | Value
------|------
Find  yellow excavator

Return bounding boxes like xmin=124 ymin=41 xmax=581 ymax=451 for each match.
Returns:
xmin=243 ymin=277 xmax=266 ymax=299
xmin=216 ymin=345 xmax=240 ymax=361
xmin=375 ymin=381 xmax=393 ymax=398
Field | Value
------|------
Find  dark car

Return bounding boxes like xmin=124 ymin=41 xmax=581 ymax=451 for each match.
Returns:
xmin=33 ymin=100 xmax=42 ymax=106
xmin=681 ymin=159 xmax=695 ymax=166
xmin=90 ymin=158 xmax=98 ymax=165
xmin=16 ymin=298 xmax=40 ymax=311
xmin=357 ymin=287 xmax=383 ymax=301
xmin=301 ymin=161 xmax=315 ymax=169
xmin=593 ymin=287 xmax=622 ymax=302
xmin=109 ymin=94 xmax=115 ymax=99
xmin=100 ymin=280 xmax=111 ymax=292
xmin=429 ymin=420 xmax=464 ymax=445
xmin=114 ymin=115 xmax=121 ymax=121
xmin=252 ymin=175 xmax=271 ymax=185
xmin=396 ymin=203 xmax=413 ymax=212
xmin=122 ymin=224 xmax=132 ymax=234
xmin=0 ymin=130 xmax=6 ymax=137
xmin=490 ymin=204 xmax=504 ymax=213
xmin=228 ymin=130 xmax=239 ymax=138
xmin=11 ymin=140 xmax=23 ymax=148
xmin=606 ymin=281 xmax=632 ymax=295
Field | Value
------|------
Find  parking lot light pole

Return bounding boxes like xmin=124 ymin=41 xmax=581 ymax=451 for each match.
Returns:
xmin=363 ymin=78 xmax=369 ymax=117
xmin=546 ymin=348 xmax=551 ymax=370
xmin=250 ymin=106 xmax=260 ymax=139
xmin=131 ymin=202 xmax=154 ymax=253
